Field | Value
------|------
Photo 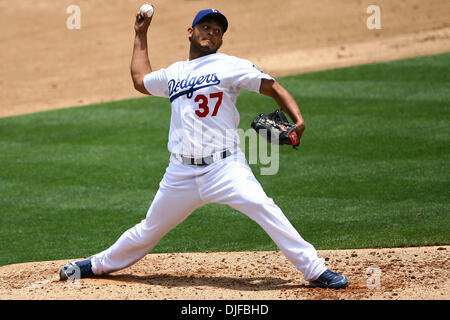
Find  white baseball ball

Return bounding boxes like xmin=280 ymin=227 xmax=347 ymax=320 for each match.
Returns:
xmin=139 ymin=4 xmax=154 ymax=18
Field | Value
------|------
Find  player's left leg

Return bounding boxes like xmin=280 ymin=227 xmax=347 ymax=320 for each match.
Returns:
xmin=199 ymin=151 xmax=327 ymax=281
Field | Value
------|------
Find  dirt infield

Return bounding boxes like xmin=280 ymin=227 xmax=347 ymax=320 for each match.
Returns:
xmin=1 ymin=246 xmax=448 ymax=300
xmin=0 ymin=0 xmax=449 ymax=300
xmin=1 ymin=0 xmax=449 ymax=118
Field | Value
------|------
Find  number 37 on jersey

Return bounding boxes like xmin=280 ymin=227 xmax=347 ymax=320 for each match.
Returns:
xmin=194 ymin=91 xmax=223 ymax=118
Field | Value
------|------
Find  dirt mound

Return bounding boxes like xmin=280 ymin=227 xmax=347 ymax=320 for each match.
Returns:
xmin=1 ymin=246 xmax=448 ymax=300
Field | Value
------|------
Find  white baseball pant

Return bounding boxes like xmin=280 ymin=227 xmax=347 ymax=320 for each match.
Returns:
xmin=90 ymin=150 xmax=327 ymax=281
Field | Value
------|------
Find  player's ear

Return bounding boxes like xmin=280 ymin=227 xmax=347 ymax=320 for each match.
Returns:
xmin=187 ymin=27 xmax=193 ymax=41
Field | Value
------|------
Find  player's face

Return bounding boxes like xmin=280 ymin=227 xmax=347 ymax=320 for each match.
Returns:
xmin=188 ymin=20 xmax=224 ymax=54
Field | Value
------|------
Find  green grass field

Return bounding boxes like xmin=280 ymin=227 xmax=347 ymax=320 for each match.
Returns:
xmin=1 ymin=53 xmax=449 ymax=266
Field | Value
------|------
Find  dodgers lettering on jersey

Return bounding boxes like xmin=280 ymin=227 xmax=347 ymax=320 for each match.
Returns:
xmin=143 ymin=53 xmax=273 ymax=157
xmin=168 ymin=73 xmax=221 ymax=102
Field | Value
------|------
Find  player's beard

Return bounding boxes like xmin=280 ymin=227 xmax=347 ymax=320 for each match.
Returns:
xmin=189 ymin=34 xmax=221 ymax=56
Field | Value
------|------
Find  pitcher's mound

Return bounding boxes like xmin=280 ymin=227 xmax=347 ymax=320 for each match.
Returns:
xmin=1 ymin=246 xmax=448 ymax=300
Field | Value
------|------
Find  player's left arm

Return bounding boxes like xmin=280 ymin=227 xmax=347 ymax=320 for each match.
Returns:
xmin=259 ymin=79 xmax=306 ymax=139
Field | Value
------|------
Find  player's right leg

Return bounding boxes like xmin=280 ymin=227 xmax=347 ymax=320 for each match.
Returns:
xmin=90 ymin=160 xmax=206 ymax=275
xmin=60 ymin=158 xmax=205 ymax=279
xmin=91 ymin=191 xmax=201 ymax=275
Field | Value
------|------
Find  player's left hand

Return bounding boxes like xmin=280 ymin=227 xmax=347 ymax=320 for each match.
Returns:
xmin=251 ymin=109 xmax=300 ymax=148
xmin=294 ymin=120 xmax=305 ymax=141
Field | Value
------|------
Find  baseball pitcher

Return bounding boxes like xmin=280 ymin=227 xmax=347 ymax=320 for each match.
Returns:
xmin=59 ymin=6 xmax=348 ymax=289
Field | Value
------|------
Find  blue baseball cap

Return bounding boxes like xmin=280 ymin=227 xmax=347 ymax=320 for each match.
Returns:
xmin=192 ymin=9 xmax=228 ymax=33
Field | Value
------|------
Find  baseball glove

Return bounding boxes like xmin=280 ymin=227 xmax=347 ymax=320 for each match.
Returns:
xmin=251 ymin=109 xmax=300 ymax=148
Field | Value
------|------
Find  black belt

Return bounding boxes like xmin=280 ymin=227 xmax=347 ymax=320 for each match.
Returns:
xmin=175 ymin=150 xmax=232 ymax=166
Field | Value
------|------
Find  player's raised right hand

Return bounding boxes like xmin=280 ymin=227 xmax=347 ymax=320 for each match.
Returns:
xmin=134 ymin=8 xmax=154 ymax=34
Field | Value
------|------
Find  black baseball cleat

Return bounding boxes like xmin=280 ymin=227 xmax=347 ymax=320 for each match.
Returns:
xmin=59 ymin=257 xmax=95 ymax=281
xmin=309 ymin=269 xmax=349 ymax=289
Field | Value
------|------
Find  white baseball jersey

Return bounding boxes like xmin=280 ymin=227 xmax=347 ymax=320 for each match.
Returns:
xmin=143 ymin=53 xmax=273 ymax=157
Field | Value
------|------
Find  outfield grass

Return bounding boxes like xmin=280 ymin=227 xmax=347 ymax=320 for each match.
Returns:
xmin=0 ymin=53 xmax=449 ymax=266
